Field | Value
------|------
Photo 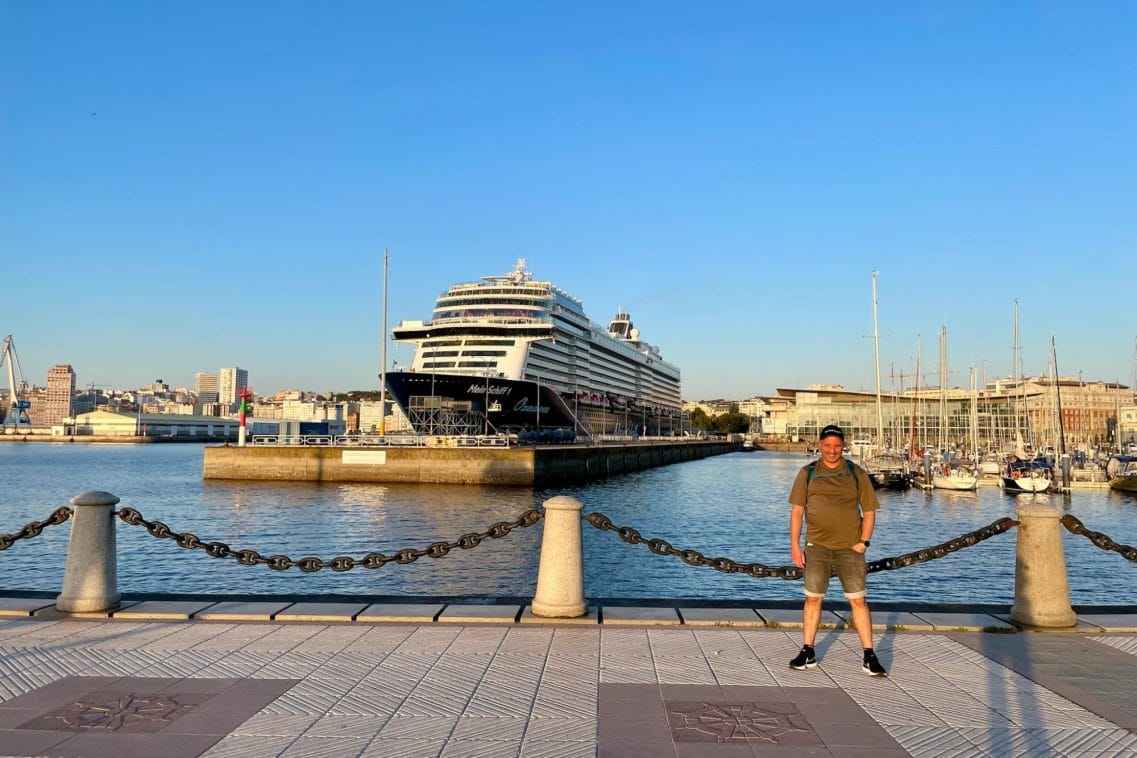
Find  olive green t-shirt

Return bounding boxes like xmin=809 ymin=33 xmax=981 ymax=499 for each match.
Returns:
xmin=788 ymin=459 xmax=880 ymax=549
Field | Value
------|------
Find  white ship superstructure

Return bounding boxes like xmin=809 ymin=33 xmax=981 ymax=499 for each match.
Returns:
xmin=388 ymin=259 xmax=682 ymax=436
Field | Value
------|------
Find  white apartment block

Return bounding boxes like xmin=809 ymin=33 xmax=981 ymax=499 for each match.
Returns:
xmin=218 ymin=367 xmax=248 ymax=411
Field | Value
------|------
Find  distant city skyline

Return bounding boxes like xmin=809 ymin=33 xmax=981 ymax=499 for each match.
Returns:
xmin=4 ymin=4 xmax=1134 ymax=399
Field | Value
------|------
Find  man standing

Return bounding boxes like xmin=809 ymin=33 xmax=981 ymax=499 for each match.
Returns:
xmin=787 ymin=424 xmax=887 ymax=676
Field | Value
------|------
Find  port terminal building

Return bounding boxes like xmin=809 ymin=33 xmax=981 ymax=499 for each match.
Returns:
xmin=741 ymin=378 xmax=1134 ymax=453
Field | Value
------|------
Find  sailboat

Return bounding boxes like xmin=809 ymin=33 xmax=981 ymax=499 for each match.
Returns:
xmin=932 ymin=343 xmax=978 ymax=491
xmin=1001 ymin=303 xmax=1052 ymax=493
xmin=863 ymin=272 xmax=913 ymax=490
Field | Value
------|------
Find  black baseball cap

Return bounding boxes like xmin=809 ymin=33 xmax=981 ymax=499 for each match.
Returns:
xmin=819 ymin=424 xmax=844 ymax=440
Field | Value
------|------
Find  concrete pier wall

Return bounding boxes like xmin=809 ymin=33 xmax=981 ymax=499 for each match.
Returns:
xmin=203 ymin=441 xmax=735 ymax=486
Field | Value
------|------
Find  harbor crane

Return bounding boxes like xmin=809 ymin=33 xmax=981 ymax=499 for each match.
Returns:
xmin=1 ymin=334 xmax=32 ymax=431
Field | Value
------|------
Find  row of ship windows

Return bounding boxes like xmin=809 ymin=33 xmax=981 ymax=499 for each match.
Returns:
xmin=421 ymin=350 xmax=507 ymax=358
xmin=423 ymin=340 xmax=515 ymax=347
xmin=437 ymin=296 xmax=550 ymax=307
xmin=434 ymin=308 xmax=542 ymax=320
xmin=422 ymin=361 xmax=498 ymax=369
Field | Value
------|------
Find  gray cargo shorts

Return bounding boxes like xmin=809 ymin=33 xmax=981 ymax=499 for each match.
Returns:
xmin=803 ymin=543 xmax=867 ymax=599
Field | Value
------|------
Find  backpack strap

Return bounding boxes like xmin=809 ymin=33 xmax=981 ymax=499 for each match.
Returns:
xmin=809 ymin=459 xmax=859 ymax=500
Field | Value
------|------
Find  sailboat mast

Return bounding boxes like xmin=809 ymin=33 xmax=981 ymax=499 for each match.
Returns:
xmin=379 ymin=248 xmax=389 ymax=435
xmin=970 ymin=366 xmax=979 ymax=459
xmin=909 ymin=332 xmax=920 ymax=462
xmin=1051 ymin=336 xmax=1066 ymax=457
xmin=938 ymin=326 xmax=947 ymax=451
xmin=1012 ymin=299 xmax=1030 ymax=450
xmin=872 ymin=271 xmax=884 ymax=451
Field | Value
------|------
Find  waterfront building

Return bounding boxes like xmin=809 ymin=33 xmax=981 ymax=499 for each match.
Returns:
xmin=42 ymin=365 xmax=76 ymax=426
xmin=683 ymin=400 xmax=735 ymax=417
xmin=1119 ymin=405 xmax=1137 ymax=448
xmin=357 ymin=399 xmax=412 ymax=433
xmin=775 ymin=377 xmax=1132 ymax=453
xmin=739 ymin=395 xmax=793 ymax=437
xmin=218 ymin=367 xmax=248 ymax=412
xmin=61 ymin=409 xmax=238 ymax=438
xmin=194 ymin=372 xmax=219 ymax=405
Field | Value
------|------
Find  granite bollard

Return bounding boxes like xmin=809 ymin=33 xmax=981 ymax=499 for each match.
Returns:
xmin=531 ymin=495 xmax=588 ymax=618
xmin=56 ymin=491 xmax=121 ymax=613
xmin=1010 ymin=500 xmax=1076 ymax=627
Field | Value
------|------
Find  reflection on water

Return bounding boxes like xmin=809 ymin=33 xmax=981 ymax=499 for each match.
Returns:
xmin=1 ymin=444 xmax=1133 ymax=604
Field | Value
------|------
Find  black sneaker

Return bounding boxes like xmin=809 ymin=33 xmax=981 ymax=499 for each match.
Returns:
xmin=789 ymin=647 xmax=817 ymax=670
xmin=862 ymin=650 xmax=887 ymax=677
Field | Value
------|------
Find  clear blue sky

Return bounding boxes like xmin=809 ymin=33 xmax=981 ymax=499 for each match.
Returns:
xmin=3 ymin=2 xmax=1135 ymax=399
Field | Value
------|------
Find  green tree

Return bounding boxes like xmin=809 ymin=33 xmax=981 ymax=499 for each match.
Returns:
xmin=689 ymin=407 xmax=712 ymax=430
xmin=713 ymin=412 xmax=751 ymax=434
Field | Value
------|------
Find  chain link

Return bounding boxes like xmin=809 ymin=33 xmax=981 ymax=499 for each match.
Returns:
xmin=0 ymin=508 xmax=72 ymax=551
xmin=582 ymin=512 xmax=1019 ymax=579
xmin=115 ymin=507 xmax=544 ymax=572
xmin=1061 ymin=514 xmax=1137 ymax=563
xmin=866 ymin=518 xmax=1018 ymax=572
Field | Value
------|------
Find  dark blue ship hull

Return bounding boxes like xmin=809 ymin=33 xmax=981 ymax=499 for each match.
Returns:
xmin=384 ymin=371 xmax=576 ymax=433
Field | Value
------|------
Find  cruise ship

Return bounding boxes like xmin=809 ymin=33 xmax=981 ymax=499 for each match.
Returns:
xmin=386 ymin=260 xmax=683 ymax=439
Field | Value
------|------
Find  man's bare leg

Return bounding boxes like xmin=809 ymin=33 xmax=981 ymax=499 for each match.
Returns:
xmin=802 ymin=595 xmax=823 ymax=645
xmin=848 ymin=596 xmax=873 ymax=649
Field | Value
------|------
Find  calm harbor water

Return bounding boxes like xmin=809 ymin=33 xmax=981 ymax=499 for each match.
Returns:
xmin=1 ymin=443 xmax=1135 ymax=605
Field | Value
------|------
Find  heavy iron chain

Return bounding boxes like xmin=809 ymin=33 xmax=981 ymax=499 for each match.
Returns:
xmin=115 ymin=506 xmax=544 ymax=572
xmin=0 ymin=508 xmax=72 ymax=551
xmin=581 ymin=512 xmax=1020 ymax=579
xmin=1061 ymin=514 xmax=1137 ymax=563
xmin=865 ymin=518 xmax=1018 ymax=572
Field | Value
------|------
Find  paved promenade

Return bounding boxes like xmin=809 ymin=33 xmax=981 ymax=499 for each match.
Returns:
xmin=1 ymin=599 xmax=1136 ymax=757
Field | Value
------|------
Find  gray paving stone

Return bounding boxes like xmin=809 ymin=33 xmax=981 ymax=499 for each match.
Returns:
xmin=519 ymin=605 xmax=599 ymax=625
xmin=756 ymin=608 xmax=846 ymax=629
xmin=911 ymin=612 xmax=1016 ymax=632
xmin=1076 ymin=614 xmax=1137 ymax=632
xmin=273 ymin=602 xmax=368 ymax=622
xmin=30 ymin=602 xmax=140 ymax=619
xmin=436 ymin=604 xmax=522 ymax=623
xmin=828 ymin=610 xmax=935 ymax=631
xmin=601 ymin=607 xmax=681 ymax=626
xmin=356 ymin=603 xmax=444 ymax=622
xmin=111 ymin=601 xmax=219 ymax=620
xmin=0 ymin=597 xmax=56 ymax=617
xmin=192 ymin=601 xmax=294 ymax=621
xmin=676 ymin=607 xmax=766 ymax=627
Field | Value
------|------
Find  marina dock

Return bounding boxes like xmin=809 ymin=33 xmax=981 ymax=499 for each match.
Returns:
xmin=202 ymin=439 xmax=736 ymax=485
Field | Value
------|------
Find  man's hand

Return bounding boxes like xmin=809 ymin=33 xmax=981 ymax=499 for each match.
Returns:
xmin=851 ymin=542 xmax=867 ymax=554
xmin=791 ymin=543 xmax=805 ymax=568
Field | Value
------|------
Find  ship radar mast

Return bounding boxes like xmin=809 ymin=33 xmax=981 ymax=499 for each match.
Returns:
xmin=483 ymin=258 xmax=534 ymax=286
xmin=508 ymin=258 xmax=531 ymax=283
